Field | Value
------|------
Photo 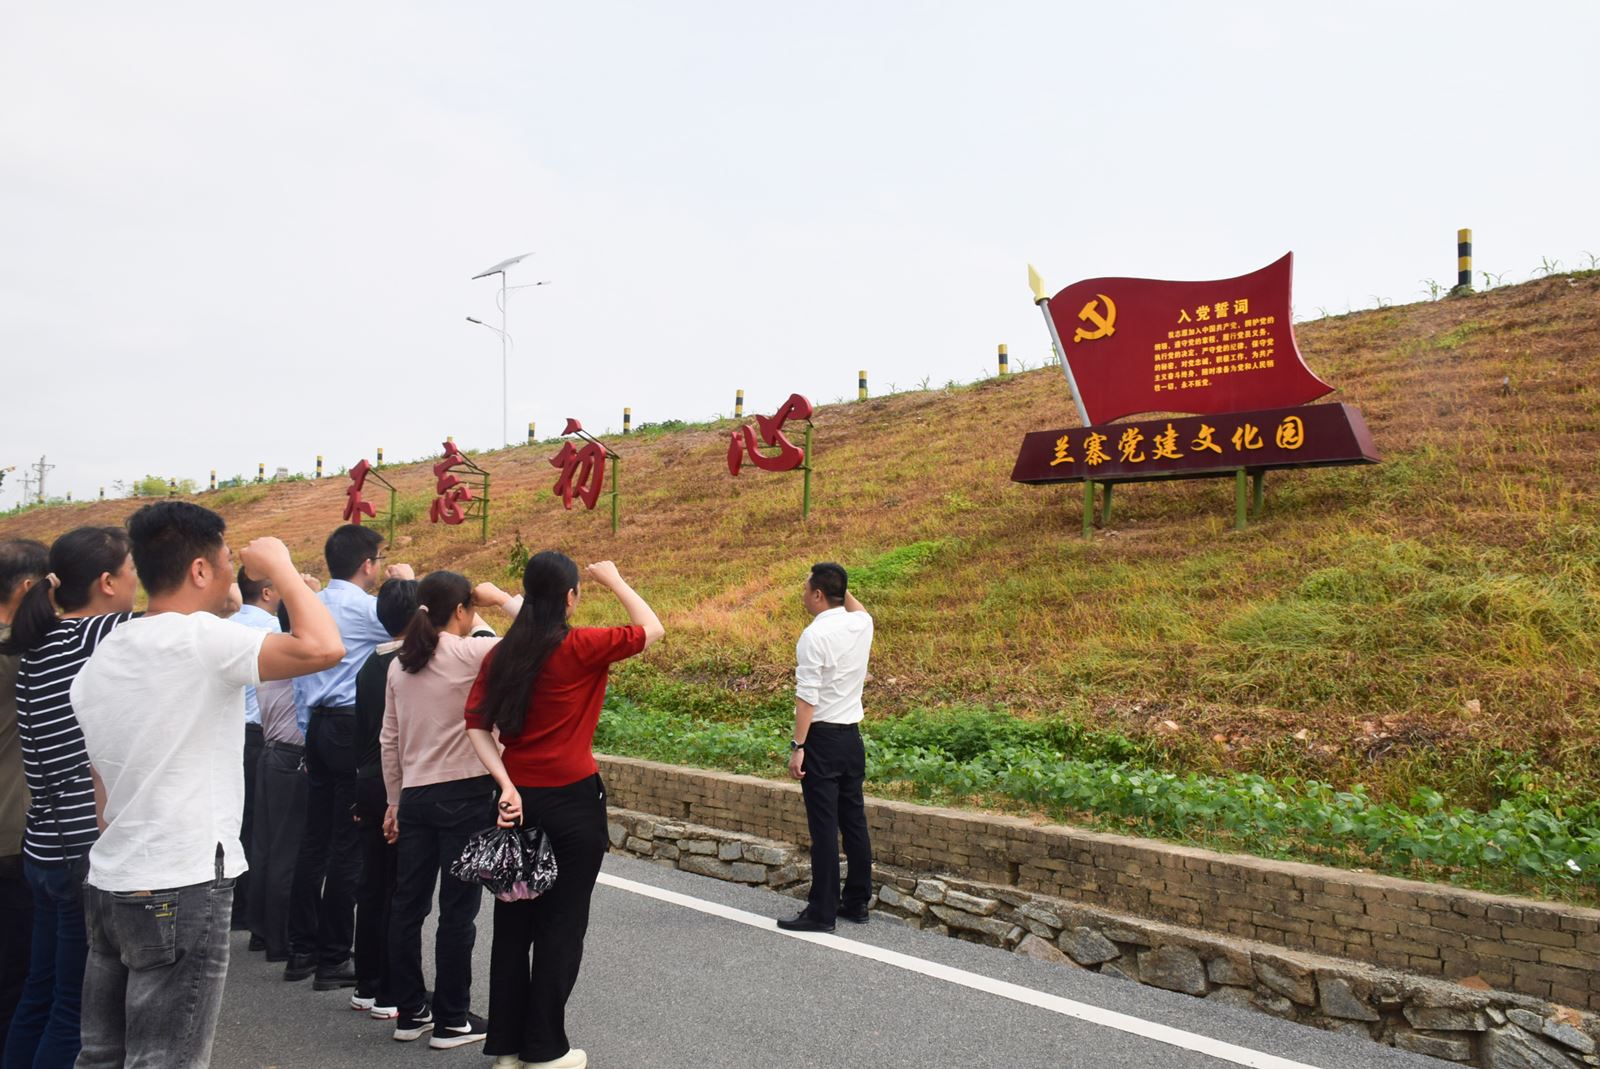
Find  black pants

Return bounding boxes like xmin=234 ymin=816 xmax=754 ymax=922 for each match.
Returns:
xmin=288 ymin=708 xmax=362 ymax=967
xmin=0 ymin=854 xmax=31 ymax=1045
xmin=799 ymin=723 xmax=873 ymax=923
xmin=352 ymin=774 xmax=396 ymax=1000
xmin=251 ymin=741 xmax=308 ymax=959
xmin=233 ymin=722 xmax=264 ymax=932
xmin=389 ymin=777 xmax=495 ymax=1024
xmin=485 ymin=774 xmax=608 ymax=1063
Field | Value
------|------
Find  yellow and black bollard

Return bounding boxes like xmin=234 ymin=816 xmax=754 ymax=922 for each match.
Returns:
xmin=315 ymin=455 xmax=323 ymax=479
xmin=168 ymin=478 xmax=176 ymax=497
xmin=528 ymin=421 xmax=536 ymax=444
xmin=858 ymin=370 xmax=868 ymax=401
xmin=623 ymin=407 xmax=631 ymax=435
xmin=1457 ymin=228 xmax=1473 ymax=292
xmin=209 ymin=469 xmax=216 ymax=492
xmin=257 ymin=463 xmax=264 ymax=483
xmin=735 ymin=389 xmax=744 ymax=419
xmin=998 ymin=343 xmax=1009 ymax=377
xmin=98 ymin=487 xmax=104 ymax=501
xmin=376 ymin=447 xmax=384 ymax=467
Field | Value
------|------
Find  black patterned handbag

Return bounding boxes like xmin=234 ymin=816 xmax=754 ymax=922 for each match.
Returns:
xmin=449 ymin=822 xmax=559 ymax=902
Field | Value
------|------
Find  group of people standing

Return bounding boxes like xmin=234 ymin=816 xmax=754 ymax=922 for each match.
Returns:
xmin=0 ymin=506 xmax=663 ymax=1068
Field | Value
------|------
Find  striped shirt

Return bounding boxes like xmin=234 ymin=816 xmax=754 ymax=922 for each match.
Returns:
xmin=16 ymin=613 xmax=134 ymax=865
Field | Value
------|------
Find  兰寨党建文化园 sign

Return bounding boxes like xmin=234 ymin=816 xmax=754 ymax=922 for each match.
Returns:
xmin=1020 ymin=253 xmax=1378 ymax=533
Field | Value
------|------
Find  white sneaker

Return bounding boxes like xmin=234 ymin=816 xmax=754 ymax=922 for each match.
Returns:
xmin=368 ymin=1003 xmax=398 ymax=1020
xmin=525 ymin=1050 xmax=586 ymax=1068
xmin=492 ymin=1057 xmax=521 ymax=1069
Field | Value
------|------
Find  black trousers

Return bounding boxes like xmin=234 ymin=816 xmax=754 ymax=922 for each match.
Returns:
xmin=352 ymin=774 xmax=396 ymax=1000
xmin=233 ymin=722 xmax=264 ymax=932
xmin=0 ymin=854 xmax=30 ymax=1044
xmin=388 ymin=777 xmax=495 ymax=1024
xmin=288 ymin=708 xmax=362 ymax=967
xmin=799 ymin=723 xmax=873 ymax=923
xmin=485 ymin=774 xmax=608 ymax=1063
xmin=251 ymin=741 xmax=308 ymax=959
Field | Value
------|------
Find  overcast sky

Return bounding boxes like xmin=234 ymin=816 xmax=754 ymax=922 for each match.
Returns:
xmin=3 ymin=2 xmax=1596 ymax=505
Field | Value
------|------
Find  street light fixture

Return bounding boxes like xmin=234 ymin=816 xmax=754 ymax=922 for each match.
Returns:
xmin=468 ymin=252 xmax=550 ymax=448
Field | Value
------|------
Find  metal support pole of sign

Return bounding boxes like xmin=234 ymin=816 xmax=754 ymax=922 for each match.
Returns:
xmin=1036 ymin=299 xmax=1090 ymax=427
xmin=480 ymin=473 xmax=490 ymax=544
xmin=1251 ymin=471 xmax=1265 ymax=518
xmin=609 ymin=455 xmax=620 ymax=534
xmin=387 ymin=486 xmax=397 ymax=547
xmin=1101 ymin=483 xmax=1114 ymax=527
xmin=1234 ymin=469 xmax=1248 ymax=531
xmin=801 ymin=422 xmax=814 ymax=521
xmin=1081 ymin=481 xmax=1094 ymax=540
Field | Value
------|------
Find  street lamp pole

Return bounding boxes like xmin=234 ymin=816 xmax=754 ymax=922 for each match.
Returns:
xmin=470 ymin=253 xmax=549 ymax=448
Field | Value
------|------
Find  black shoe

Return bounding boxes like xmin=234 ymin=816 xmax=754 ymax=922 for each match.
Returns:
xmin=839 ymin=906 xmax=870 ymax=924
xmin=247 ymin=934 xmax=266 ymax=952
xmin=265 ymin=950 xmax=288 ymax=963
xmin=283 ymin=954 xmax=317 ymax=981
xmin=429 ymin=1012 xmax=488 ymax=1049
xmin=313 ymin=961 xmax=359 ymax=990
xmin=393 ymin=1007 xmax=434 ymax=1042
xmin=776 ymin=910 xmax=835 ymax=933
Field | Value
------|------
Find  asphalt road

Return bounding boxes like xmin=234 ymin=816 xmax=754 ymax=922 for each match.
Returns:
xmin=213 ymin=853 xmax=1450 ymax=1069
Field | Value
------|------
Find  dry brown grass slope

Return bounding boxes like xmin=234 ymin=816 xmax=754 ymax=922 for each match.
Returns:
xmin=5 ymin=273 xmax=1598 ymax=801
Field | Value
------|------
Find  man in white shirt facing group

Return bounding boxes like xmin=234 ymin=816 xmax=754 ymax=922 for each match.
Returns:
xmin=70 ymin=502 xmax=343 ymax=1069
xmin=778 ymin=562 xmax=875 ymax=934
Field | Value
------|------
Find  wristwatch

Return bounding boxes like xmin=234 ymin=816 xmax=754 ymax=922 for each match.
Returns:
xmin=789 ymin=740 xmax=805 ymax=752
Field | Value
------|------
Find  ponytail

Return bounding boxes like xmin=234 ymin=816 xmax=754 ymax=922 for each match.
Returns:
xmin=396 ymin=570 xmax=472 ymax=673
xmin=0 ymin=526 xmax=129 ymax=655
xmin=466 ymin=551 xmax=577 ymax=736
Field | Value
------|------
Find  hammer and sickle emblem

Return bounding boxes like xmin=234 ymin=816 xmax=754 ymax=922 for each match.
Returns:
xmin=1073 ymin=293 xmax=1117 ymax=343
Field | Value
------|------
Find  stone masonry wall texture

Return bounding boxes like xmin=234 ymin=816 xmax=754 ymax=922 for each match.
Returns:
xmin=596 ymin=755 xmax=1600 ymax=1014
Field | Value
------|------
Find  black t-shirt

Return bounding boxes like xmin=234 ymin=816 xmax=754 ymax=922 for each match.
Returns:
xmin=353 ymin=647 xmax=398 ymax=779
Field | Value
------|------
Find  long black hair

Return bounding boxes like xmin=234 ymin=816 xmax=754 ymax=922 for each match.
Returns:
xmin=466 ymin=551 xmax=578 ymax=736
xmin=397 ymin=571 xmax=473 ymax=673
xmin=1 ymin=526 xmax=131 ymax=655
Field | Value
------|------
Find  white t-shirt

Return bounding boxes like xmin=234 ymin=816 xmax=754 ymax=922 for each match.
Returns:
xmin=70 ymin=611 xmax=266 ymax=892
xmin=795 ymin=607 xmax=874 ymax=725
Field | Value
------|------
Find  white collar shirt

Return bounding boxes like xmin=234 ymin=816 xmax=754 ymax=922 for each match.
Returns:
xmin=795 ymin=607 xmax=874 ymax=725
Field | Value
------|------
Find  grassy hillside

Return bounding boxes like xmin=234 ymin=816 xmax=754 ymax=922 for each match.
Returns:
xmin=7 ymin=273 xmax=1599 ymax=898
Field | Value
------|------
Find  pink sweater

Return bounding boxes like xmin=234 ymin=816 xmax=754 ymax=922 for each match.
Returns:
xmin=381 ymin=632 xmax=501 ymax=805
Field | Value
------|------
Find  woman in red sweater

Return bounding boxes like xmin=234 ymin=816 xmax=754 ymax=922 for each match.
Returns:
xmin=465 ymin=553 xmax=662 ymax=1069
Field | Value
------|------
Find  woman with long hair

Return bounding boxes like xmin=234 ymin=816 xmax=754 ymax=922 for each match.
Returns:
xmin=466 ymin=554 xmax=662 ymax=1069
xmin=379 ymin=570 xmax=520 ymax=1050
xmin=1 ymin=527 xmax=137 ymax=1069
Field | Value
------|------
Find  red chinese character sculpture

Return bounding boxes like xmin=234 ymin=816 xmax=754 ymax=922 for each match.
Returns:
xmin=343 ymin=459 xmax=376 ymax=524
xmin=728 ymin=393 xmax=814 ymax=476
xmin=549 ymin=440 xmax=607 ymax=511
xmin=429 ymin=440 xmax=475 ymax=525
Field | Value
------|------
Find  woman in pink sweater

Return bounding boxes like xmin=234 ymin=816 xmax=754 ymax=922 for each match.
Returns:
xmin=379 ymin=570 xmax=518 ymax=1051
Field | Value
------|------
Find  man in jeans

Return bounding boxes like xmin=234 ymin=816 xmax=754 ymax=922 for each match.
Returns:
xmin=778 ymin=562 xmax=875 ymax=933
xmin=71 ymin=503 xmax=342 ymax=1068
xmin=285 ymin=524 xmax=412 ymax=988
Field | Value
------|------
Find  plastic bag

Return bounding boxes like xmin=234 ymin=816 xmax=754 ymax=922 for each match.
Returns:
xmin=450 ymin=823 xmax=559 ymax=902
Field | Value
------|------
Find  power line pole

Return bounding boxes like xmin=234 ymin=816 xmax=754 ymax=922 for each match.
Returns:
xmin=29 ymin=455 xmax=54 ymax=504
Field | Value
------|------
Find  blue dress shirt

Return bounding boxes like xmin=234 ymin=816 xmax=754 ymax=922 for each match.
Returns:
xmin=291 ymin=578 xmax=391 ymax=734
xmin=229 ymin=603 xmax=281 ymax=726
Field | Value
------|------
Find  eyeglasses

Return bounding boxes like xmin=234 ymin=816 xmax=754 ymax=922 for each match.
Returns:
xmin=368 ymin=555 xmax=386 ymax=564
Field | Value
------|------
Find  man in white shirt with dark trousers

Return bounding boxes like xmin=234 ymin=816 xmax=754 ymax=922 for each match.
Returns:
xmin=778 ymin=562 xmax=875 ymax=933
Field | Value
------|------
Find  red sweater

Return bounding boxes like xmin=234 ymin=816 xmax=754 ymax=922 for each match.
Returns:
xmin=465 ymin=625 xmax=645 ymax=788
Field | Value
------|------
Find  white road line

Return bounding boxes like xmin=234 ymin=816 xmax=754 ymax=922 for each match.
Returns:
xmin=598 ymin=872 xmax=1330 ymax=1069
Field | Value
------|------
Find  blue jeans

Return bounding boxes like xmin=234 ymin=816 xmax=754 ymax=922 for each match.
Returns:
xmin=75 ymin=868 xmax=234 ymax=1069
xmin=2 ymin=858 xmax=88 ymax=1069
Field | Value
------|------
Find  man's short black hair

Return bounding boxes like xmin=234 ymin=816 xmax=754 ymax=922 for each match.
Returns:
xmin=324 ymin=524 xmax=384 ymax=581
xmin=127 ymin=502 xmax=228 ymax=597
xmin=237 ymin=565 xmax=271 ymax=607
xmin=808 ymin=562 xmax=848 ymax=606
xmin=0 ymin=539 xmax=48 ymax=604
xmin=375 ymin=577 xmax=419 ymax=639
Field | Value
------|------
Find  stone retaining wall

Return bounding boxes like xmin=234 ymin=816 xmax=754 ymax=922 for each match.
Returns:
xmin=606 ymin=806 xmax=1600 ymax=1069
xmin=597 ymin=755 xmax=1600 ymax=1016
